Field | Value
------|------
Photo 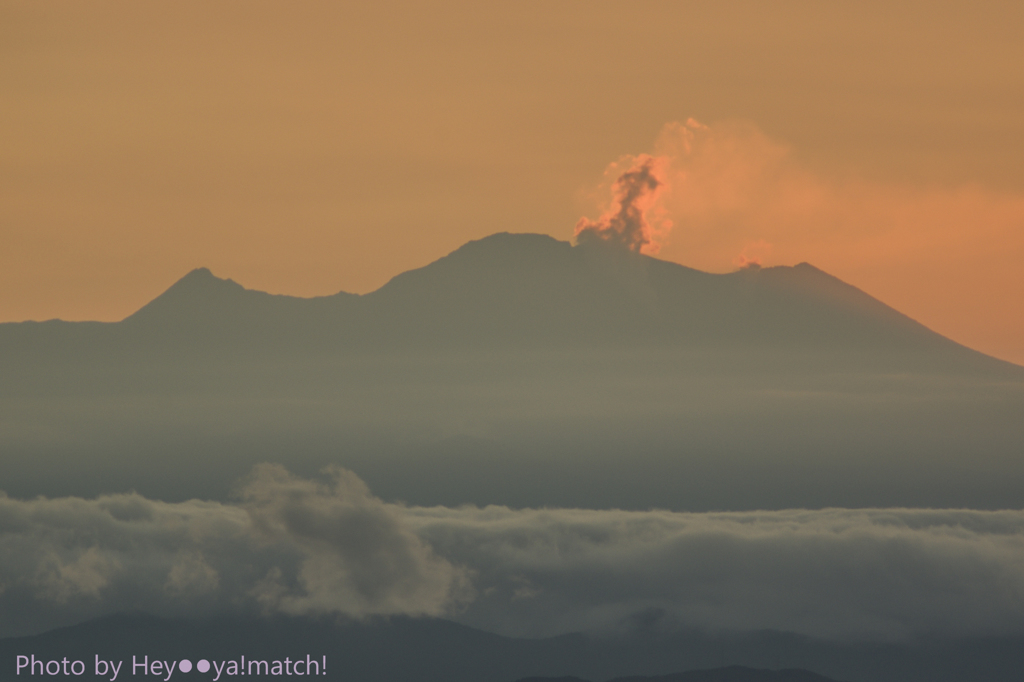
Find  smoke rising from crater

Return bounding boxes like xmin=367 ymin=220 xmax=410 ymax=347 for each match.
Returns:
xmin=575 ymin=154 xmax=671 ymax=254
xmin=575 ymin=117 xmax=1024 ymax=362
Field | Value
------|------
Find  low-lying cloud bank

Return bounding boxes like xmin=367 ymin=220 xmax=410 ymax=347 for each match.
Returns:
xmin=0 ymin=465 xmax=468 ymax=638
xmin=3 ymin=465 xmax=1024 ymax=641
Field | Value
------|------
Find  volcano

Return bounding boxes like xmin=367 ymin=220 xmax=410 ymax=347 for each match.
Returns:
xmin=86 ymin=232 xmax=1017 ymax=371
xmin=1 ymin=233 xmax=1022 ymax=509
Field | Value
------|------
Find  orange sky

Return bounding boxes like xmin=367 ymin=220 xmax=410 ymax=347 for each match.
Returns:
xmin=3 ymin=2 xmax=1023 ymax=364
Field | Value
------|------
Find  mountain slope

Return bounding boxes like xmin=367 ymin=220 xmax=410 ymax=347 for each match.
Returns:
xmin=3 ymin=232 xmax=1010 ymax=372
xmin=8 ymin=612 xmax=1024 ymax=682
xmin=1 ymin=233 xmax=1021 ymax=508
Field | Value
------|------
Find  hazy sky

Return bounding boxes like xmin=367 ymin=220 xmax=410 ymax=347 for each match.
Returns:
xmin=3 ymin=1 xmax=1023 ymax=363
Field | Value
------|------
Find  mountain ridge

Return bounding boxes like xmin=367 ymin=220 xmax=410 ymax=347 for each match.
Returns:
xmin=0 ymin=232 xmax=1018 ymax=381
xmin=8 ymin=611 xmax=1024 ymax=682
xmin=1 ymin=232 xmax=1022 ymax=510
xmin=11 ymin=231 xmax=1005 ymax=372
xmin=216 ymin=233 xmax=1011 ymax=373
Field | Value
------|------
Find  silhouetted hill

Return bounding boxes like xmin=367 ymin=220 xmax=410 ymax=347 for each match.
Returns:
xmin=2 ymin=233 xmax=1016 ymax=373
xmin=1 ymin=233 xmax=1022 ymax=508
xmin=357 ymin=233 xmax=964 ymax=357
xmin=516 ymin=668 xmax=841 ymax=682
xmin=124 ymin=267 xmax=357 ymax=330
xmin=614 ymin=669 xmax=840 ymax=682
xmin=6 ymin=612 xmax=1024 ymax=682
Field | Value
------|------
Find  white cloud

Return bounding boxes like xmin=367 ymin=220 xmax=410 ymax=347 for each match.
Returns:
xmin=2 ymin=468 xmax=1024 ymax=641
xmin=409 ymin=505 xmax=1024 ymax=639
xmin=0 ymin=466 xmax=468 ymax=637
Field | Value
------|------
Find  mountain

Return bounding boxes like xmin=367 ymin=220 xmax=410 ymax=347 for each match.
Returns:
xmin=7 ymin=612 xmax=1024 ymax=682
xmin=4 ymin=232 xmax=1015 ymax=372
xmin=1 ymin=233 xmax=1022 ymax=508
xmin=357 ymin=233 xmax=947 ymax=352
xmin=517 ymin=670 xmax=843 ymax=682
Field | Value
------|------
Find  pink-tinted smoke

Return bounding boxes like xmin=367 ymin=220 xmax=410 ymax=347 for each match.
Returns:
xmin=578 ymin=117 xmax=1024 ymax=364
xmin=574 ymin=154 xmax=671 ymax=254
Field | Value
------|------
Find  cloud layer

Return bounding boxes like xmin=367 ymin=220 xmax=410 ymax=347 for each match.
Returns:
xmin=0 ymin=465 xmax=467 ymax=638
xmin=3 ymin=466 xmax=1024 ymax=641
xmin=410 ymin=505 xmax=1024 ymax=640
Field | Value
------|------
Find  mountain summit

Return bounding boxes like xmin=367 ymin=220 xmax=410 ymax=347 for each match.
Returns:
xmin=89 ymin=232 xmax=1013 ymax=373
xmin=1 ymin=232 xmax=1021 ymax=509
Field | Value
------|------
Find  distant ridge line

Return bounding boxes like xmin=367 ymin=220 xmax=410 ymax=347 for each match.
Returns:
xmin=1 ymin=232 xmax=1020 ymax=376
xmin=513 ymin=665 xmax=845 ymax=682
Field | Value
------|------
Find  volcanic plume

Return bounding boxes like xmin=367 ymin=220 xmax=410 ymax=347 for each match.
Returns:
xmin=574 ymin=154 xmax=670 ymax=254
